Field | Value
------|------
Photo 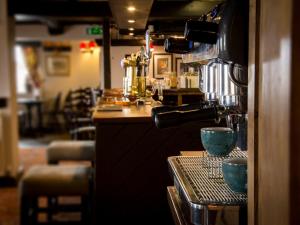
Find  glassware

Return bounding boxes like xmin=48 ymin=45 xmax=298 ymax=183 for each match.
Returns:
xmin=150 ymin=78 xmax=166 ymax=106
xmin=156 ymin=79 xmax=165 ymax=101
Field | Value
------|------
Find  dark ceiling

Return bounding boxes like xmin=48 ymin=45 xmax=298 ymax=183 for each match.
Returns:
xmin=9 ymin=0 xmax=223 ymax=37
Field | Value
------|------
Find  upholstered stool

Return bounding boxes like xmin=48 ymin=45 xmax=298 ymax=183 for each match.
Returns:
xmin=20 ymin=165 xmax=92 ymax=225
xmin=47 ymin=140 xmax=95 ymax=165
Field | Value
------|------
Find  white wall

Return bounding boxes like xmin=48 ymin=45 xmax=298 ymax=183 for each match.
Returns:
xmin=15 ymin=24 xmax=181 ymax=99
xmin=15 ymin=24 xmax=102 ymax=41
xmin=108 ymin=45 xmax=179 ymax=88
xmin=40 ymin=41 xmax=101 ymax=105
xmin=15 ymin=24 xmax=103 ymax=104
xmin=110 ymin=46 xmax=141 ymax=88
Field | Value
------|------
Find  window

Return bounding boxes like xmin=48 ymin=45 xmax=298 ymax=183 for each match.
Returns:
xmin=15 ymin=45 xmax=28 ymax=94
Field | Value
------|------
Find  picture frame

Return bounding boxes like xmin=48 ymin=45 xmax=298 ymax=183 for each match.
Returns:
xmin=46 ymin=55 xmax=70 ymax=76
xmin=175 ymin=57 xmax=185 ymax=76
xmin=153 ymin=53 xmax=172 ymax=78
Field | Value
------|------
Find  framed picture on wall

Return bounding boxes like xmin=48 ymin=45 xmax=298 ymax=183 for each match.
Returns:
xmin=46 ymin=55 xmax=70 ymax=76
xmin=175 ymin=57 xmax=185 ymax=76
xmin=153 ymin=53 xmax=172 ymax=78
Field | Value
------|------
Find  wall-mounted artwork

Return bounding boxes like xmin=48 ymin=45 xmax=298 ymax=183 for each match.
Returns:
xmin=46 ymin=55 xmax=70 ymax=76
xmin=175 ymin=57 xmax=185 ymax=76
xmin=153 ymin=53 xmax=172 ymax=78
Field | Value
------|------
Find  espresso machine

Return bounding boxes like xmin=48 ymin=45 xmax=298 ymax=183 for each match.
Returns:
xmin=151 ymin=1 xmax=249 ymax=224
xmin=153 ymin=0 xmax=248 ymax=151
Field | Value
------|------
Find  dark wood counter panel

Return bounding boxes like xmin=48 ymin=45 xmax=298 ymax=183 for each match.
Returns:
xmin=93 ymin=105 xmax=219 ymax=225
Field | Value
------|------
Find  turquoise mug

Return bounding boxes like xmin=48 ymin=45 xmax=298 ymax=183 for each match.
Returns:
xmin=222 ymin=158 xmax=247 ymax=193
xmin=200 ymin=127 xmax=237 ymax=157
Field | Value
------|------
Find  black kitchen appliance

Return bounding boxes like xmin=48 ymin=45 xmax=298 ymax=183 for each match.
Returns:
xmin=153 ymin=0 xmax=249 ymax=224
xmin=154 ymin=0 xmax=249 ymax=151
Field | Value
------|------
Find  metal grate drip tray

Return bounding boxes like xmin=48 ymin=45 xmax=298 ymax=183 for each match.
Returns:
xmin=168 ymin=154 xmax=247 ymax=206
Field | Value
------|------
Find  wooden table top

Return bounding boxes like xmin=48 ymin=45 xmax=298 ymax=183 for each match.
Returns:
xmin=92 ymin=104 xmax=152 ymax=123
xmin=17 ymin=98 xmax=43 ymax=104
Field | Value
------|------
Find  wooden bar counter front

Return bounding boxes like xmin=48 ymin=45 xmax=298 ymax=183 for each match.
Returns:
xmin=93 ymin=105 xmax=217 ymax=225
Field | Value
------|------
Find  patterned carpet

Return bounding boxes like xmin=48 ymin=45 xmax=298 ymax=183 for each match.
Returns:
xmin=0 ymin=148 xmax=47 ymax=225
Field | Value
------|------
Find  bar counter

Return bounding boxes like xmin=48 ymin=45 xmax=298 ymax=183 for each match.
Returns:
xmin=93 ymin=105 xmax=218 ymax=225
xmin=93 ymin=105 xmax=152 ymax=123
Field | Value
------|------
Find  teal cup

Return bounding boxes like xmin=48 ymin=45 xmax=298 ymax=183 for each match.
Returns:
xmin=200 ymin=127 xmax=237 ymax=157
xmin=222 ymin=158 xmax=247 ymax=193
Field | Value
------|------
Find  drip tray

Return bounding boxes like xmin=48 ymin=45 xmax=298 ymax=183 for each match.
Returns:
xmin=167 ymin=155 xmax=247 ymax=225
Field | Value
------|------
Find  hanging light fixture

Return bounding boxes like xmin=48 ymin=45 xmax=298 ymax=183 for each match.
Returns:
xmin=80 ymin=41 xmax=97 ymax=53
xmin=88 ymin=41 xmax=96 ymax=51
xmin=80 ymin=42 xmax=87 ymax=52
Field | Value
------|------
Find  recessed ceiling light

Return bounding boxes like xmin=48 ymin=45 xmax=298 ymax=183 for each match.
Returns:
xmin=128 ymin=19 xmax=135 ymax=23
xmin=128 ymin=28 xmax=135 ymax=31
xmin=127 ymin=6 xmax=136 ymax=12
xmin=129 ymin=33 xmax=134 ymax=36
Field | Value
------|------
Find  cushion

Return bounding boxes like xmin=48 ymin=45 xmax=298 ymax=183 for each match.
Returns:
xmin=20 ymin=165 xmax=91 ymax=196
xmin=47 ymin=140 xmax=95 ymax=163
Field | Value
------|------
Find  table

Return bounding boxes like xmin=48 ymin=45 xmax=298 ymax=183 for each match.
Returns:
xmin=18 ymin=98 xmax=43 ymax=134
xmin=92 ymin=105 xmax=219 ymax=225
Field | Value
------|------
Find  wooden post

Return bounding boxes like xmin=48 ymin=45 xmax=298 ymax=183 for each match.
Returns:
xmin=0 ymin=0 xmax=19 ymax=179
xmin=248 ymin=0 xmax=300 ymax=224
xmin=102 ymin=18 xmax=111 ymax=89
xmin=248 ymin=0 xmax=259 ymax=224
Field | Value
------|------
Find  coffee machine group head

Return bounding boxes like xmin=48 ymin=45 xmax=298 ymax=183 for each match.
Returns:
xmin=155 ymin=0 xmax=249 ymax=150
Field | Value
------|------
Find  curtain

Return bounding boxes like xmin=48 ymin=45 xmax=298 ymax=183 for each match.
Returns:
xmin=23 ymin=46 xmax=43 ymax=96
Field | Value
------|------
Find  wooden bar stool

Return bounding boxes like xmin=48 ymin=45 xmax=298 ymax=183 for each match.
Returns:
xmin=19 ymin=165 xmax=93 ymax=225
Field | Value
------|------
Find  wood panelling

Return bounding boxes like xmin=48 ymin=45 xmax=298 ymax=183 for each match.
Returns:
xmin=252 ymin=0 xmax=294 ymax=224
xmin=290 ymin=0 xmax=300 ymax=224
xmin=247 ymin=0 xmax=259 ymax=224
xmin=94 ymin=107 xmax=218 ymax=224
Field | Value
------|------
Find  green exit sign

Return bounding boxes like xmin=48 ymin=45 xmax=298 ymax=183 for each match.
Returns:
xmin=86 ymin=25 xmax=103 ymax=35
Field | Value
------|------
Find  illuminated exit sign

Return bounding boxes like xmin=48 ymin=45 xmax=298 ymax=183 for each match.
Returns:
xmin=86 ymin=25 xmax=103 ymax=35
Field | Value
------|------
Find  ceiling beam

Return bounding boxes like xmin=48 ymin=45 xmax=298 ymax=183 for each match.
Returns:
xmin=95 ymin=39 xmax=164 ymax=46
xmin=10 ymin=0 xmax=222 ymax=20
xmin=149 ymin=1 xmax=223 ymax=20
xmin=8 ymin=0 xmax=112 ymax=18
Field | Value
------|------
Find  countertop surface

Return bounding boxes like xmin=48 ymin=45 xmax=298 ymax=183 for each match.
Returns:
xmin=92 ymin=104 xmax=152 ymax=123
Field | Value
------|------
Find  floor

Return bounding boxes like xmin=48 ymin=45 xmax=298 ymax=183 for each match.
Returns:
xmin=0 ymin=133 xmax=76 ymax=225
xmin=19 ymin=132 xmax=70 ymax=149
xmin=0 ymin=148 xmax=46 ymax=225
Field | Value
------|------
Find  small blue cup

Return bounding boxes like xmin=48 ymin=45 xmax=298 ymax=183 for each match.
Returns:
xmin=201 ymin=127 xmax=237 ymax=157
xmin=222 ymin=158 xmax=247 ymax=193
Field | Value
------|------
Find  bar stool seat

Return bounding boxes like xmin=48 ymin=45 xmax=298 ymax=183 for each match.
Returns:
xmin=20 ymin=165 xmax=92 ymax=225
xmin=21 ymin=165 xmax=90 ymax=196
xmin=47 ymin=140 xmax=95 ymax=164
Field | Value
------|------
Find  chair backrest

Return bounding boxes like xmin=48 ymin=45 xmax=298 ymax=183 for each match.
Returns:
xmin=62 ymin=88 xmax=95 ymax=133
xmin=53 ymin=92 xmax=62 ymax=113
